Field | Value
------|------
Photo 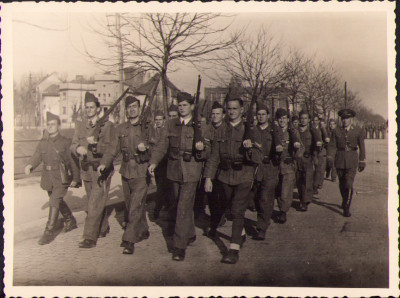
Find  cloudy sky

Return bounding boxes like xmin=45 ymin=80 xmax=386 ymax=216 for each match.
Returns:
xmin=10 ymin=5 xmax=391 ymax=118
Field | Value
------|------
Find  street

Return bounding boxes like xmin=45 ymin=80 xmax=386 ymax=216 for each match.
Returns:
xmin=11 ymin=139 xmax=389 ymax=288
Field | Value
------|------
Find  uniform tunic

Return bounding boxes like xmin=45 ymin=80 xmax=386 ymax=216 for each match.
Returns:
xmin=311 ymin=124 xmax=329 ymax=189
xmin=28 ymin=134 xmax=80 ymax=206
xmin=150 ymin=116 xmax=208 ymax=249
xmin=101 ymin=120 xmax=150 ymax=243
xmin=71 ymin=119 xmax=115 ymax=241
xmin=204 ymin=121 xmax=261 ymax=245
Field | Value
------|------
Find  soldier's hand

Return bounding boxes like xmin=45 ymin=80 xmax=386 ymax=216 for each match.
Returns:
xmin=204 ymin=178 xmax=213 ymax=192
xmin=316 ymin=141 xmax=322 ymax=147
xmin=137 ymin=142 xmax=147 ymax=152
xmin=243 ymin=139 xmax=253 ymax=148
xmin=76 ymin=146 xmax=87 ymax=156
xmin=24 ymin=165 xmax=32 ymax=175
xmin=293 ymin=142 xmax=300 ymax=149
xmin=70 ymin=181 xmax=79 ymax=188
xmin=358 ymin=161 xmax=366 ymax=172
xmin=325 ymin=137 xmax=330 ymax=143
xmin=86 ymin=136 xmax=96 ymax=145
xmin=97 ymin=164 xmax=106 ymax=174
xmin=148 ymin=164 xmax=157 ymax=175
xmin=195 ymin=141 xmax=205 ymax=151
xmin=276 ymin=145 xmax=283 ymax=152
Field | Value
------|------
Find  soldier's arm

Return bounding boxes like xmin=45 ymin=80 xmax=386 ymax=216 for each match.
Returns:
xmin=27 ymin=141 xmax=43 ymax=170
xmin=149 ymin=122 xmax=169 ymax=166
xmin=203 ymin=134 xmax=221 ymax=180
xmin=358 ymin=128 xmax=366 ymax=161
xmin=326 ymin=129 xmax=337 ymax=157
xmin=70 ymin=122 xmax=82 ymax=156
xmin=245 ymin=127 xmax=262 ymax=164
xmin=101 ymin=124 xmax=121 ymax=168
xmin=65 ymin=139 xmax=80 ymax=182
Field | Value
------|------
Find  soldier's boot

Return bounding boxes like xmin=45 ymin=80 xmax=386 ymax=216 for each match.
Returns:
xmin=59 ymin=199 xmax=77 ymax=233
xmin=343 ymin=189 xmax=353 ymax=217
xmin=38 ymin=206 xmax=60 ymax=245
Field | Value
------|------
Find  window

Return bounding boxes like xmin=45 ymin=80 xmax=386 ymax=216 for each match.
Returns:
xmin=108 ymin=93 xmax=111 ymax=97
xmin=103 ymin=93 xmax=106 ymax=98
xmin=98 ymin=93 xmax=101 ymax=97
xmin=62 ymin=107 xmax=67 ymax=115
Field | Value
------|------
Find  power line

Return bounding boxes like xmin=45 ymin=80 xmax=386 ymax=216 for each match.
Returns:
xmin=13 ymin=19 xmax=69 ymax=31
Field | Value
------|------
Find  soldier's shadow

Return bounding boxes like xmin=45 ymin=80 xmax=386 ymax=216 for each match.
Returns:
xmin=311 ymin=199 xmax=343 ymax=215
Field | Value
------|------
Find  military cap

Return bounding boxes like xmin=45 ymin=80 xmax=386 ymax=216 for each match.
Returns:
xmin=85 ymin=92 xmax=99 ymax=105
xmin=46 ymin=111 xmax=60 ymax=123
xmin=211 ymin=101 xmax=224 ymax=110
xmin=338 ymin=108 xmax=356 ymax=119
xmin=292 ymin=115 xmax=299 ymax=121
xmin=177 ymin=92 xmax=194 ymax=104
xmin=256 ymin=102 xmax=269 ymax=114
xmin=169 ymin=105 xmax=179 ymax=112
xmin=154 ymin=110 xmax=165 ymax=118
xmin=275 ymin=108 xmax=288 ymax=119
xmin=125 ymin=96 xmax=140 ymax=108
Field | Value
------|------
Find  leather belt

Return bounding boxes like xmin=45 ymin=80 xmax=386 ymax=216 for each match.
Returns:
xmin=337 ymin=148 xmax=358 ymax=152
xmin=44 ymin=165 xmax=59 ymax=171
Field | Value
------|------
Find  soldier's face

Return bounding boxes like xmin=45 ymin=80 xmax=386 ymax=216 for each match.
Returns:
xmin=85 ymin=102 xmax=100 ymax=118
xmin=168 ymin=111 xmax=178 ymax=119
xmin=154 ymin=116 xmax=164 ymax=128
xmin=226 ymin=100 xmax=243 ymax=122
xmin=329 ymin=122 xmax=336 ymax=130
xmin=300 ymin=114 xmax=309 ymax=126
xmin=126 ymin=102 xmax=140 ymax=119
xmin=211 ymin=108 xmax=224 ymax=124
xmin=313 ymin=117 xmax=320 ymax=125
xmin=256 ymin=110 xmax=269 ymax=125
xmin=292 ymin=120 xmax=299 ymax=127
xmin=46 ymin=120 xmax=59 ymax=135
xmin=178 ymin=101 xmax=193 ymax=117
xmin=342 ymin=117 xmax=352 ymax=127
xmin=278 ymin=115 xmax=288 ymax=128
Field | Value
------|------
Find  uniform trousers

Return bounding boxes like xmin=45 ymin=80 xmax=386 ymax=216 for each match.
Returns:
xmin=83 ymin=174 xmax=112 ymax=241
xmin=255 ymin=164 xmax=279 ymax=232
xmin=314 ymin=151 xmax=327 ymax=189
xmin=336 ymin=168 xmax=357 ymax=199
xmin=47 ymin=188 xmax=67 ymax=208
xmin=296 ymin=166 xmax=314 ymax=204
xmin=121 ymin=176 xmax=149 ymax=243
xmin=171 ymin=181 xmax=197 ymax=250
xmin=277 ymin=162 xmax=296 ymax=213
xmin=207 ymin=179 xmax=225 ymax=230
xmin=222 ymin=181 xmax=253 ymax=245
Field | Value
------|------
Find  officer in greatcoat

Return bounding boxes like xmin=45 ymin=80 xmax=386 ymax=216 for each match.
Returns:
xmin=99 ymin=96 xmax=151 ymax=254
xmin=71 ymin=92 xmax=115 ymax=248
xmin=327 ymin=109 xmax=366 ymax=217
xmin=25 ymin=112 xmax=80 ymax=245
xmin=148 ymin=92 xmax=209 ymax=261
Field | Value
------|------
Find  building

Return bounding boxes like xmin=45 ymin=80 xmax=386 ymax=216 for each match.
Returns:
xmin=42 ymin=84 xmax=60 ymax=117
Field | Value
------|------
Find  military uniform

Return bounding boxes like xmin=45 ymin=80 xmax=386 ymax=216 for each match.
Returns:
xmin=204 ymin=119 xmax=261 ymax=257
xmin=296 ymin=124 xmax=322 ymax=209
xmin=252 ymin=121 xmax=279 ymax=239
xmin=326 ymin=126 xmax=337 ymax=181
xmin=101 ymin=101 xmax=151 ymax=253
xmin=150 ymin=92 xmax=209 ymax=260
xmin=327 ymin=109 xmax=366 ymax=217
xmin=71 ymin=94 xmax=115 ymax=246
xmin=311 ymin=122 xmax=329 ymax=191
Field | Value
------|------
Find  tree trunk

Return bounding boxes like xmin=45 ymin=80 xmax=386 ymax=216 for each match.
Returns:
xmin=161 ymin=70 xmax=169 ymax=116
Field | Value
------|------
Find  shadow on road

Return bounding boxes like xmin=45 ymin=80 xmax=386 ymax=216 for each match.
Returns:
xmin=311 ymin=199 xmax=342 ymax=215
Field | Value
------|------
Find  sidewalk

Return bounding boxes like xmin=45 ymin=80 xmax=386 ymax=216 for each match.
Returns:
xmin=11 ymin=140 xmax=390 ymax=288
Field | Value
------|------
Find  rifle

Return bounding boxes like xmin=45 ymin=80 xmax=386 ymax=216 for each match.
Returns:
xmin=193 ymin=75 xmax=204 ymax=147
xmin=140 ymin=77 xmax=160 ymax=133
xmin=243 ymin=80 xmax=260 ymax=141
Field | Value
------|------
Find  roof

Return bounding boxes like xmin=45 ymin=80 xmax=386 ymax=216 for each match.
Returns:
xmin=42 ymin=84 xmax=60 ymax=96
xmin=132 ymin=73 xmax=180 ymax=97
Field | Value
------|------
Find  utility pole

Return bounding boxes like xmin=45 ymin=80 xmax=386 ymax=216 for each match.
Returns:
xmin=116 ymin=13 xmax=125 ymax=123
xmin=344 ymin=81 xmax=347 ymax=108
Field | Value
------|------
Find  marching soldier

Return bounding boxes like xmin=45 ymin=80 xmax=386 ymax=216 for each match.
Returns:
xmin=252 ymin=103 xmax=280 ymax=241
xmin=327 ymin=109 xmax=366 ymax=217
xmin=291 ymin=115 xmax=299 ymax=130
xmin=274 ymin=108 xmax=300 ymax=224
xmin=148 ymin=92 xmax=208 ymax=261
xmin=295 ymin=111 xmax=322 ymax=212
xmin=204 ymin=96 xmax=261 ymax=264
xmin=326 ymin=119 xmax=337 ymax=182
xmin=25 ymin=112 xmax=80 ymax=245
xmin=99 ymin=96 xmax=151 ymax=254
xmin=71 ymin=92 xmax=115 ymax=248
xmin=311 ymin=115 xmax=330 ymax=194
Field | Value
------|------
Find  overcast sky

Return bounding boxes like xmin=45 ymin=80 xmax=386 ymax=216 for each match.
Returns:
xmin=12 ymin=10 xmax=389 ymax=117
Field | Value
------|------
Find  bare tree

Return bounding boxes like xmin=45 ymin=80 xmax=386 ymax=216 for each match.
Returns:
xmin=85 ymin=13 xmax=239 ymax=115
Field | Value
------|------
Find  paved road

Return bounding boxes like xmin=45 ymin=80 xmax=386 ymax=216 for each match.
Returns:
xmin=9 ymin=140 xmax=392 ymax=290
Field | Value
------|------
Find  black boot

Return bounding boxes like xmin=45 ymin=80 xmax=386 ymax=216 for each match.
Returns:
xmin=38 ymin=206 xmax=60 ymax=245
xmin=221 ymin=249 xmax=239 ymax=264
xmin=343 ymin=189 xmax=353 ymax=217
xmin=59 ymin=199 xmax=77 ymax=233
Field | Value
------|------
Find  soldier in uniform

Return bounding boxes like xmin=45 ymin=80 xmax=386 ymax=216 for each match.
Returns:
xmin=203 ymin=101 xmax=228 ymax=236
xmin=148 ymin=92 xmax=208 ymax=261
xmin=148 ymin=110 xmax=170 ymax=219
xmin=168 ymin=104 xmax=179 ymax=119
xmin=252 ymin=103 xmax=280 ymax=241
xmin=25 ymin=112 xmax=80 ymax=245
xmin=327 ymin=109 xmax=366 ymax=217
xmin=311 ymin=115 xmax=330 ymax=194
xmin=204 ymin=96 xmax=261 ymax=264
xmin=292 ymin=115 xmax=299 ymax=130
xmin=99 ymin=96 xmax=151 ymax=254
xmin=71 ymin=92 xmax=115 ymax=248
xmin=326 ymin=119 xmax=337 ymax=182
xmin=295 ymin=111 xmax=322 ymax=212
xmin=274 ymin=108 xmax=300 ymax=224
